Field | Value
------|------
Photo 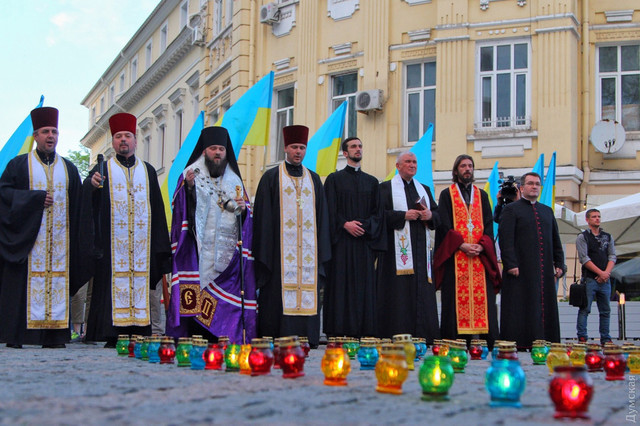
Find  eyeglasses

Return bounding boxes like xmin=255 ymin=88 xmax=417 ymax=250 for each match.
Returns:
xmin=524 ymin=181 xmax=541 ymax=186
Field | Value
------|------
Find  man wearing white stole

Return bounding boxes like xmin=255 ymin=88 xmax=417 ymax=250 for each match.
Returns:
xmin=376 ymin=152 xmax=440 ymax=343
xmin=0 ymin=107 xmax=82 ymax=348
xmin=81 ymin=113 xmax=171 ymax=348
xmin=253 ymin=125 xmax=331 ymax=348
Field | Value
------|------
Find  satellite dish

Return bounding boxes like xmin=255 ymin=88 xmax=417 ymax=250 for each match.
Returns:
xmin=590 ymin=120 xmax=626 ymax=154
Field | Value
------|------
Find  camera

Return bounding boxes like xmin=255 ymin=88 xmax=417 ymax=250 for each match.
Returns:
xmin=498 ymin=175 xmax=519 ymax=205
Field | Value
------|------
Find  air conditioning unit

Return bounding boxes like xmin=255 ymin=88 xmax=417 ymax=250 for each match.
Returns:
xmin=355 ymin=89 xmax=384 ymax=112
xmin=260 ymin=2 xmax=280 ymax=24
xmin=192 ymin=26 xmax=205 ymax=46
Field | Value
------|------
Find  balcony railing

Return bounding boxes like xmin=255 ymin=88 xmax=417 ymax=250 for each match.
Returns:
xmin=474 ymin=116 xmax=532 ymax=132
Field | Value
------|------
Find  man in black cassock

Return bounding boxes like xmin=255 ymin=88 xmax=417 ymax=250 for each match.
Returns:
xmin=0 ymin=107 xmax=82 ymax=348
xmin=80 ymin=113 xmax=171 ymax=347
xmin=253 ymin=125 xmax=331 ymax=348
xmin=323 ymin=137 xmax=382 ymax=338
xmin=434 ymin=155 xmax=501 ymax=348
xmin=499 ymin=172 xmax=564 ymax=349
xmin=376 ymin=152 xmax=440 ymax=342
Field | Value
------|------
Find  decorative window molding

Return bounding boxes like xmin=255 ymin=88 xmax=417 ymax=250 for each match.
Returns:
xmin=169 ymin=88 xmax=186 ymax=109
xmin=331 ymin=42 xmax=353 ymax=56
xmin=402 ymin=0 xmax=431 ymax=5
xmin=153 ymin=104 xmax=168 ymax=121
xmin=272 ymin=3 xmax=296 ymax=37
xmin=139 ymin=117 xmax=154 ymax=132
xmin=327 ymin=0 xmax=359 ymax=21
xmin=274 ymin=58 xmax=291 ymax=71
xmin=604 ymin=10 xmax=634 ymax=23
xmin=407 ymin=29 xmax=431 ymax=43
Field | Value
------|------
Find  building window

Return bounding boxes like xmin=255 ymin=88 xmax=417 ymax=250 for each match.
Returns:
xmin=275 ymin=87 xmax=295 ymax=161
xmin=145 ymin=40 xmax=153 ymax=70
xmin=476 ymin=40 xmax=530 ymax=129
xmin=225 ymin=0 xmax=233 ymax=26
xmin=143 ymin=135 xmax=151 ymax=162
xmin=109 ymin=84 xmax=115 ymax=106
xmin=180 ymin=1 xmax=189 ymax=28
xmin=175 ymin=110 xmax=184 ymax=149
xmin=100 ymin=96 xmax=105 ymax=115
xmin=160 ymin=23 xmax=168 ymax=53
xmin=158 ymin=124 xmax=166 ymax=168
xmin=597 ymin=44 xmax=640 ymax=132
xmin=130 ymin=57 xmax=138 ymax=84
xmin=331 ymin=72 xmax=358 ymax=139
xmin=214 ymin=0 xmax=223 ymax=35
xmin=91 ymin=106 xmax=96 ymax=124
xmin=119 ymin=72 xmax=125 ymax=92
xmin=405 ymin=61 xmax=436 ymax=143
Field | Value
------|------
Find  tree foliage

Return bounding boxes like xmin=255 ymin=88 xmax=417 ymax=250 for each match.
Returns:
xmin=67 ymin=146 xmax=90 ymax=180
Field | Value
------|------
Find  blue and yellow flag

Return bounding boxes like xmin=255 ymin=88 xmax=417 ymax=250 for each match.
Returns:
xmin=214 ymin=71 xmax=274 ymax=154
xmin=0 ymin=96 xmax=44 ymax=176
xmin=302 ymin=100 xmax=347 ymax=176
xmin=160 ymin=111 xmax=205 ymax=227
xmin=539 ymin=151 xmax=556 ymax=211
xmin=384 ymin=123 xmax=435 ymax=194
xmin=483 ymin=161 xmax=500 ymax=238
xmin=531 ymin=153 xmax=545 ymax=179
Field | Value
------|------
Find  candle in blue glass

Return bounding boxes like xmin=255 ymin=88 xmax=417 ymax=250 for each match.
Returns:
xmin=190 ymin=338 xmax=207 ymax=370
xmin=491 ymin=340 xmax=504 ymax=360
xmin=413 ymin=338 xmax=421 ymax=361
xmin=148 ymin=335 xmax=162 ymax=363
xmin=357 ymin=338 xmax=379 ymax=370
xmin=480 ymin=339 xmax=489 ymax=359
xmin=485 ymin=357 xmax=526 ymax=407
xmin=133 ymin=336 xmax=143 ymax=359
xmin=419 ymin=339 xmax=428 ymax=360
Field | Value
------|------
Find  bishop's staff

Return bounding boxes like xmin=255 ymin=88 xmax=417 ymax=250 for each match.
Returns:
xmin=235 ymin=185 xmax=247 ymax=344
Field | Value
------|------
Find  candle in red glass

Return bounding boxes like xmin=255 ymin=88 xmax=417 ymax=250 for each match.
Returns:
xmin=248 ymin=338 xmax=274 ymax=376
xmin=603 ymin=347 xmax=626 ymax=381
xmin=272 ymin=338 xmax=282 ymax=369
xmin=548 ymin=365 xmax=594 ymax=419
xmin=496 ymin=342 xmax=518 ymax=360
xmin=469 ymin=339 xmax=483 ymax=360
xmin=299 ymin=336 xmax=311 ymax=358
xmin=218 ymin=336 xmax=230 ymax=352
xmin=432 ymin=339 xmax=442 ymax=356
xmin=204 ymin=343 xmax=225 ymax=370
xmin=128 ymin=336 xmax=137 ymax=357
xmin=159 ymin=336 xmax=176 ymax=364
xmin=584 ymin=344 xmax=604 ymax=372
xmin=326 ymin=337 xmax=337 ymax=349
xmin=279 ymin=336 xmax=305 ymax=378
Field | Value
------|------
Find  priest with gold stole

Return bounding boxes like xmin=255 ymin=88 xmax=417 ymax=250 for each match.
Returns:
xmin=253 ymin=125 xmax=331 ymax=348
xmin=80 ymin=113 xmax=171 ymax=347
xmin=0 ymin=107 xmax=82 ymax=348
xmin=434 ymin=155 xmax=501 ymax=348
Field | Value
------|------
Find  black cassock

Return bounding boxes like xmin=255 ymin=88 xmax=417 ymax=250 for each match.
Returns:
xmin=498 ymin=198 xmax=564 ymax=348
xmin=79 ymin=155 xmax=171 ymax=343
xmin=376 ymin=179 xmax=440 ymax=343
xmin=0 ymin=153 xmax=82 ymax=346
xmin=253 ymin=162 xmax=331 ymax=347
xmin=323 ymin=166 xmax=383 ymax=338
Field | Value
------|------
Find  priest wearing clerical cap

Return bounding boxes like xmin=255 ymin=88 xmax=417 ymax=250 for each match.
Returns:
xmin=0 ymin=106 xmax=83 ymax=348
xmin=253 ymin=125 xmax=331 ymax=348
xmin=80 ymin=112 xmax=171 ymax=347
xmin=166 ymin=126 xmax=257 ymax=344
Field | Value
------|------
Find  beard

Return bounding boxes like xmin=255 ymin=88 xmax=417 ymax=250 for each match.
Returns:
xmin=457 ymin=171 xmax=474 ymax=185
xmin=205 ymin=156 xmax=227 ymax=177
xmin=348 ymin=153 xmax=362 ymax=163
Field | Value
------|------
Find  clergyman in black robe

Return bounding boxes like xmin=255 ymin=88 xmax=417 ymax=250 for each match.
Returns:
xmin=79 ymin=113 xmax=171 ymax=346
xmin=498 ymin=172 xmax=565 ymax=349
xmin=0 ymin=107 xmax=82 ymax=347
xmin=253 ymin=125 xmax=331 ymax=348
xmin=323 ymin=137 xmax=383 ymax=338
xmin=376 ymin=152 xmax=440 ymax=343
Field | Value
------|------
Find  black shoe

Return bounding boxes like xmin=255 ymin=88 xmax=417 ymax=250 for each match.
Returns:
xmin=42 ymin=344 xmax=66 ymax=349
xmin=6 ymin=343 xmax=23 ymax=349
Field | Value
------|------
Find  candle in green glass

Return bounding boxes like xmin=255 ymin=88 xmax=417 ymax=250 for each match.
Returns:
xmin=140 ymin=337 xmax=150 ymax=361
xmin=447 ymin=340 xmax=468 ymax=373
xmin=419 ymin=355 xmax=455 ymax=401
xmin=531 ymin=340 xmax=548 ymax=365
xmin=344 ymin=339 xmax=359 ymax=360
xmin=176 ymin=337 xmax=193 ymax=367
xmin=225 ymin=343 xmax=241 ymax=372
xmin=116 ymin=334 xmax=130 ymax=356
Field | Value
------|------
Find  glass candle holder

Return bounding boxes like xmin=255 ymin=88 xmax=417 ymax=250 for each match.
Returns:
xmin=531 ymin=340 xmax=549 ymax=365
xmin=299 ymin=336 xmax=311 ymax=358
xmin=393 ymin=334 xmax=416 ymax=371
xmin=603 ymin=346 xmax=626 ymax=381
xmin=116 ymin=334 xmax=130 ymax=356
xmin=204 ymin=343 xmax=225 ymax=370
xmin=239 ymin=344 xmax=252 ymax=375
xmin=176 ymin=337 xmax=193 ymax=367
xmin=272 ymin=338 xmax=282 ymax=369
xmin=479 ymin=340 xmax=489 ymax=360
xmin=224 ymin=343 xmax=241 ymax=372
xmin=491 ymin=340 xmax=504 ymax=360
xmin=148 ymin=335 xmax=162 ymax=363
xmin=189 ymin=338 xmax=207 ymax=370
xmin=140 ymin=337 xmax=150 ymax=361
xmin=133 ymin=336 xmax=143 ymax=359
xmin=344 ymin=339 xmax=359 ymax=360
xmin=321 ymin=346 xmax=351 ymax=386
xmin=485 ymin=358 xmax=526 ymax=407
xmin=375 ymin=344 xmax=409 ymax=395
xmin=585 ymin=344 xmax=605 ymax=372
xmin=496 ymin=342 xmax=518 ymax=361
xmin=357 ymin=338 xmax=379 ymax=370
xmin=326 ymin=337 xmax=337 ymax=349
xmin=546 ymin=343 xmax=570 ymax=375
xmin=431 ymin=339 xmax=442 ymax=356
xmin=419 ymin=355 xmax=455 ymax=401
xmin=279 ymin=336 xmax=306 ymax=379
xmin=549 ymin=365 xmax=594 ymax=419
xmin=628 ymin=347 xmax=640 ymax=374
xmin=249 ymin=338 xmax=274 ymax=376
xmin=417 ymin=338 xmax=428 ymax=360
xmin=469 ymin=339 xmax=483 ymax=360
xmin=127 ymin=336 xmax=136 ymax=358
xmin=218 ymin=336 xmax=230 ymax=352
xmin=569 ymin=343 xmax=586 ymax=367
xmin=412 ymin=338 xmax=422 ymax=361
xmin=447 ymin=340 xmax=469 ymax=373
xmin=159 ymin=336 xmax=176 ymax=364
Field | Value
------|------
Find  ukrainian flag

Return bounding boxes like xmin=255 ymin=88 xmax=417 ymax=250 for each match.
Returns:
xmin=483 ymin=161 xmax=500 ymax=238
xmin=214 ymin=71 xmax=274 ymax=154
xmin=302 ymin=101 xmax=347 ymax=176
xmin=531 ymin=153 xmax=545 ymax=179
xmin=160 ymin=111 xmax=204 ymax=227
xmin=0 ymin=96 xmax=44 ymax=176
xmin=384 ymin=123 xmax=435 ymax=195
xmin=539 ymin=151 xmax=556 ymax=211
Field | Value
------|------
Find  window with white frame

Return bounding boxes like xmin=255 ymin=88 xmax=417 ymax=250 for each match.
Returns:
xmin=405 ymin=61 xmax=436 ymax=143
xmin=180 ymin=1 xmax=189 ymax=28
xmin=143 ymin=135 xmax=151 ymax=162
xmin=131 ymin=57 xmax=138 ymax=84
xmin=160 ymin=23 xmax=168 ymax=52
xmin=175 ymin=109 xmax=184 ymax=149
xmin=275 ymin=87 xmax=294 ymax=161
xmin=100 ymin=96 xmax=105 ymax=115
xmin=331 ymin=72 xmax=358 ymax=139
xmin=109 ymin=84 xmax=115 ymax=106
xmin=119 ymin=72 xmax=125 ymax=92
xmin=158 ymin=124 xmax=166 ymax=169
xmin=145 ymin=40 xmax=153 ymax=70
xmin=597 ymin=44 xmax=640 ymax=132
xmin=214 ymin=0 xmax=223 ymax=35
xmin=477 ymin=40 xmax=530 ymax=129
xmin=225 ymin=0 xmax=233 ymax=26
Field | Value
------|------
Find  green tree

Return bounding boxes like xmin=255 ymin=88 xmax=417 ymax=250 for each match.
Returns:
xmin=67 ymin=146 xmax=90 ymax=180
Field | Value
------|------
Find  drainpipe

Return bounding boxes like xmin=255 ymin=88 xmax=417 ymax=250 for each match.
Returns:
xmin=580 ymin=0 xmax=591 ymax=211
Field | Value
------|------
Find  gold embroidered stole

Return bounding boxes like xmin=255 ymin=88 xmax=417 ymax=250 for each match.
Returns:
xmin=279 ymin=163 xmax=317 ymax=316
xmin=26 ymin=152 xmax=70 ymax=329
xmin=451 ymin=184 xmax=489 ymax=334
xmin=108 ymin=158 xmax=151 ymax=327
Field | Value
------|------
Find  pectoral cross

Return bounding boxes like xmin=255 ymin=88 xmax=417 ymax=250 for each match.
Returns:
xmin=467 ymin=218 xmax=475 ymax=233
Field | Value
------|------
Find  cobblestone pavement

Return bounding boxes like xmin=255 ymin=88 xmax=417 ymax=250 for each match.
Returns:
xmin=0 ymin=342 xmax=636 ymax=425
